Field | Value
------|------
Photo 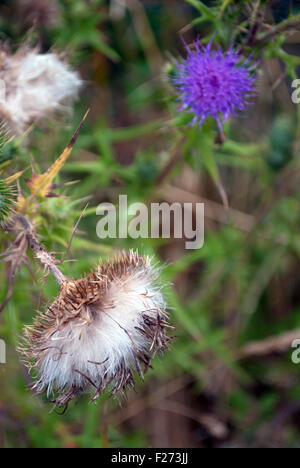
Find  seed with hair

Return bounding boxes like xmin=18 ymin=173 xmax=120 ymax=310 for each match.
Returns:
xmin=20 ymin=251 xmax=173 ymax=408
xmin=0 ymin=47 xmax=82 ymax=135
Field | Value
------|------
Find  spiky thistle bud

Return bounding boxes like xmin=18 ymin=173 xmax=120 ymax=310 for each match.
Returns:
xmin=0 ymin=47 xmax=82 ymax=135
xmin=20 ymin=251 xmax=172 ymax=409
xmin=0 ymin=176 xmax=14 ymax=221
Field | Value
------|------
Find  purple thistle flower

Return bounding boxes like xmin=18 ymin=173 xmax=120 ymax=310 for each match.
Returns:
xmin=172 ymin=39 xmax=257 ymax=131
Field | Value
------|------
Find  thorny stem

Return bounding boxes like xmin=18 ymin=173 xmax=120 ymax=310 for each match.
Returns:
xmin=245 ymin=0 xmax=263 ymax=46
xmin=4 ymin=215 xmax=67 ymax=285
xmin=253 ymin=12 xmax=300 ymax=46
xmin=155 ymin=136 xmax=185 ymax=187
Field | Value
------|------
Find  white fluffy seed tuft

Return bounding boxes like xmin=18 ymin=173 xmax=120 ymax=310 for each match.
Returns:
xmin=0 ymin=48 xmax=82 ymax=135
xmin=20 ymin=252 xmax=172 ymax=408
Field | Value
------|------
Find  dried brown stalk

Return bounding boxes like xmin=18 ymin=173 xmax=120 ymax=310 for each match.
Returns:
xmin=0 ymin=214 xmax=67 ymax=313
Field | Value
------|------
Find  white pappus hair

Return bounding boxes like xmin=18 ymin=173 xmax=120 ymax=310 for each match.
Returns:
xmin=0 ymin=47 xmax=82 ymax=135
xmin=20 ymin=251 xmax=173 ymax=409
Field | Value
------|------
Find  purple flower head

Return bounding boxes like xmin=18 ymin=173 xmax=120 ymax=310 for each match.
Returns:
xmin=172 ymin=39 xmax=257 ymax=131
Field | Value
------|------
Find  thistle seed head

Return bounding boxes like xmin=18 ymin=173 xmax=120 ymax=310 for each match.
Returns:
xmin=0 ymin=47 xmax=82 ymax=135
xmin=20 ymin=251 xmax=172 ymax=408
